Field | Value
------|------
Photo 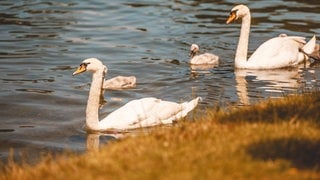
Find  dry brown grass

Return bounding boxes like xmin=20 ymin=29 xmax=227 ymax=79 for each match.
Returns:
xmin=1 ymin=92 xmax=320 ymax=179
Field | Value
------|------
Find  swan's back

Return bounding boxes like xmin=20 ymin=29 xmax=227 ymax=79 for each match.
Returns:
xmin=190 ymin=53 xmax=219 ymax=65
xmin=99 ymin=97 xmax=201 ymax=130
xmin=247 ymin=36 xmax=307 ymax=69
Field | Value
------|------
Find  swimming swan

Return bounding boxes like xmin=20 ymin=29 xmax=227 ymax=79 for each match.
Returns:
xmin=103 ymin=75 xmax=136 ymax=90
xmin=189 ymin=44 xmax=219 ymax=65
xmin=73 ymin=58 xmax=201 ymax=131
xmin=226 ymin=4 xmax=316 ymax=69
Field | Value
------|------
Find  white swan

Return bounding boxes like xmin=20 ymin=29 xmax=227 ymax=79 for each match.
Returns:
xmin=226 ymin=4 xmax=316 ymax=69
xmin=73 ymin=58 xmax=201 ymax=132
xmin=103 ymin=75 xmax=136 ymax=90
xmin=189 ymin=44 xmax=219 ymax=65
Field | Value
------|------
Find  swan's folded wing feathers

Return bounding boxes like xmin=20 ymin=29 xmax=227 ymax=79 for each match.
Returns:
xmin=285 ymin=36 xmax=306 ymax=46
xmin=99 ymin=97 xmax=199 ymax=130
xmin=103 ymin=76 xmax=136 ymax=90
xmin=131 ymin=98 xmax=186 ymax=127
xmin=191 ymin=53 xmax=219 ymax=65
xmin=248 ymin=37 xmax=303 ymax=68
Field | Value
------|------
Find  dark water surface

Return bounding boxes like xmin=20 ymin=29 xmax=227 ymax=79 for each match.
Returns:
xmin=1 ymin=0 xmax=320 ymax=166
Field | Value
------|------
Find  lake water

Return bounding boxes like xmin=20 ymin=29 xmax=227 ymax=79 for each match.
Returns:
xmin=1 ymin=0 xmax=320 ymax=166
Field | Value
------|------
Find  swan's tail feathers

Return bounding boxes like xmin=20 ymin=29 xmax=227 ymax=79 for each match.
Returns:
xmin=157 ymin=97 xmax=201 ymax=126
xmin=310 ymin=43 xmax=320 ymax=67
xmin=311 ymin=43 xmax=320 ymax=60
xmin=179 ymin=97 xmax=202 ymax=118
xmin=301 ymin=35 xmax=320 ymax=62
xmin=302 ymin=35 xmax=316 ymax=55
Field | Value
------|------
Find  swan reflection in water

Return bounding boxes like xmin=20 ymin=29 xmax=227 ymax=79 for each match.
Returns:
xmin=85 ymin=126 xmax=169 ymax=151
xmin=86 ymin=133 xmax=123 ymax=151
xmin=235 ymin=65 xmax=317 ymax=105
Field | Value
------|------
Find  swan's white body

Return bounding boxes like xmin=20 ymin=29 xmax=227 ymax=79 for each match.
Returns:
xmin=73 ymin=58 xmax=200 ymax=131
xmin=98 ymin=97 xmax=200 ymax=130
xmin=226 ymin=4 xmax=316 ymax=69
xmin=189 ymin=44 xmax=219 ymax=65
xmin=103 ymin=76 xmax=136 ymax=90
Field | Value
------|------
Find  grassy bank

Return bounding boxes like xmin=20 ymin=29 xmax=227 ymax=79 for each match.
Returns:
xmin=1 ymin=93 xmax=320 ymax=179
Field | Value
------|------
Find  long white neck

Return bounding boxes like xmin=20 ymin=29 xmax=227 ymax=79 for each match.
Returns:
xmin=235 ymin=13 xmax=251 ymax=68
xmin=86 ymin=69 xmax=105 ymax=131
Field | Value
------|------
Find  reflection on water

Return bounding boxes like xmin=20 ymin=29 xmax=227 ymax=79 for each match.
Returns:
xmin=235 ymin=68 xmax=301 ymax=105
xmin=86 ymin=133 xmax=119 ymax=151
xmin=235 ymin=63 xmax=320 ymax=105
xmin=0 ymin=0 xmax=320 ymax=167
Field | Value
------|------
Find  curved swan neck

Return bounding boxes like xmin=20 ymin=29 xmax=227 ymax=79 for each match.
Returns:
xmin=86 ymin=69 xmax=105 ymax=131
xmin=235 ymin=12 xmax=251 ymax=68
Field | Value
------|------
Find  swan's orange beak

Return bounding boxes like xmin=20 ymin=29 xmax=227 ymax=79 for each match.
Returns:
xmin=72 ymin=63 xmax=87 ymax=76
xmin=226 ymin=11 xmax=237 ymax=24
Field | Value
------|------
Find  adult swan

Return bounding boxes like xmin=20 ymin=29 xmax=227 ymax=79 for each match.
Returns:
xmin=73 ymin=58 xmax=201 ymax=132
xmin=226 ymin=4 xmax=316 ymax=69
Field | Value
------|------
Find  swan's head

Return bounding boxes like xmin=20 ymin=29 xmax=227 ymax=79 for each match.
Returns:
xmin=226 ymin=4 xmax=250 ymax=24
xmin=189 ymin=44 xmax=200 ymax=58
xmin=73 ymin=58 xmax=107 ymax=76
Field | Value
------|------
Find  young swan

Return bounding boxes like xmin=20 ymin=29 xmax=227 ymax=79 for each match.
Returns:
xmin=73 ymin=58 xmax=201 ymax=132
xmin=226 ymin=4 xmax=316 ymax=69
xmin=189 ymin=44 xmax=219 ymax=65
xmin=103 ymin=75 xmax=136 ymax=90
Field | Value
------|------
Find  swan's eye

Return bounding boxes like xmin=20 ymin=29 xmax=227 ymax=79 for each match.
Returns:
xmin=79 ymin=62 xmax=91 ymax=69
xmin=230 ymin=9 xmax=238 ymax=16
xmin=80 ymin=62 xmax=90 ymax=67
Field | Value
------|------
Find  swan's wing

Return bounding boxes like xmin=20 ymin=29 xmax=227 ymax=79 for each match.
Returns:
xmin=190 ymin=53 xmax=219 ymax=65
xmin=99 ymin=97 xmax=200 ymax=130
xmin=248 ymin=36 xmax=305 ymax=68
xmin=281 ymin=36 xmax=306 ymax=45
xmin=103 ymin=76 xmax=136 ymax=90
